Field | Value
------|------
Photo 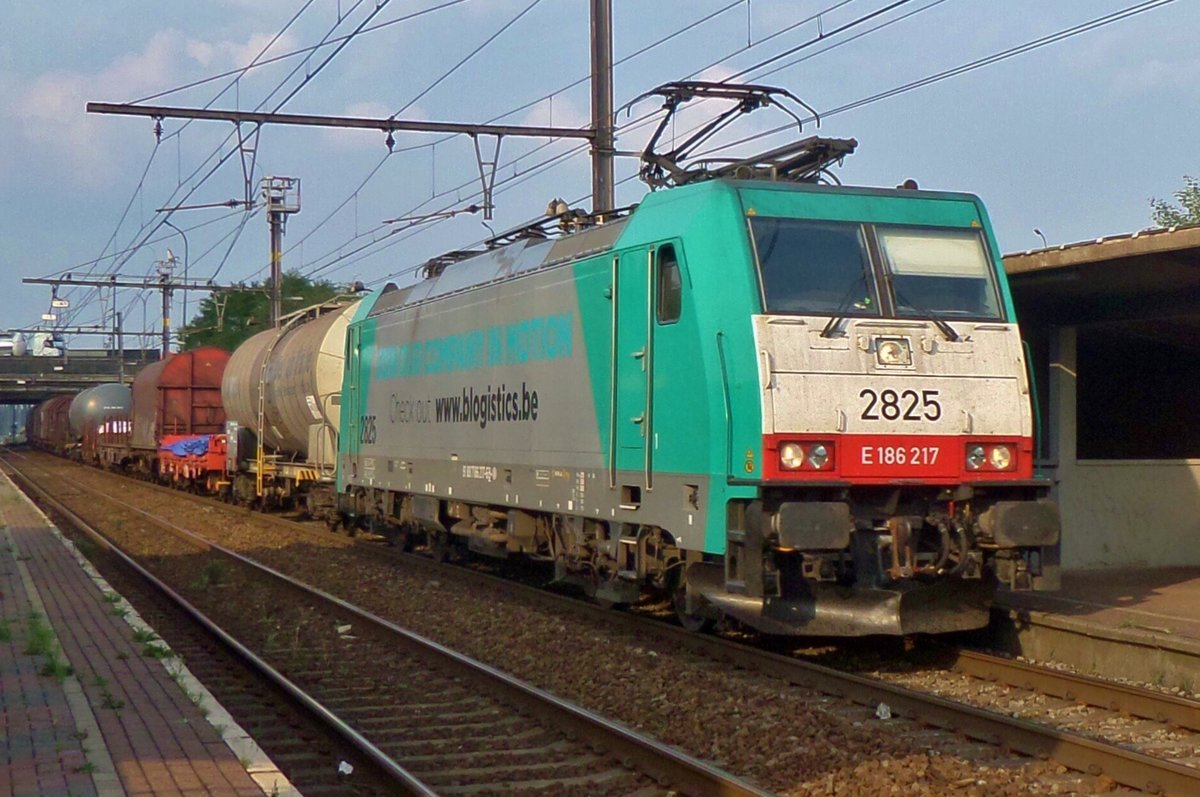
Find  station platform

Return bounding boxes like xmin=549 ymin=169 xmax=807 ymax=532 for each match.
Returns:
xmin=0 ymin=472 xmax=294 ymax=797
xmin=994 ymin=567 xmax=1200 ymax=690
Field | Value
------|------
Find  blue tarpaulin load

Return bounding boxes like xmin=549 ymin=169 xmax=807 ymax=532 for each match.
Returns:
xmin=161 ymin=435 xmax=211 ymax=457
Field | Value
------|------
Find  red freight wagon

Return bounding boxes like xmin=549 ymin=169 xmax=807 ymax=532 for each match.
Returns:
xmin=28 ymin=395 xmax=74 ymax=454
xmin=130 ymin=346 xmax=230 ymax=451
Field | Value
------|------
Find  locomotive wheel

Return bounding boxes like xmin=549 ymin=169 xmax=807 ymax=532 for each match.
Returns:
xmin=429 ymin=531 xmax=464 ymax=563
xmin=672 ymin=581 xmax=715 ymax=633
xmin=429 ymin=531 xmax=452 ymax=562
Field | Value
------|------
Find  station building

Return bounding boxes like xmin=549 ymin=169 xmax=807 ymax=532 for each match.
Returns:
xmin=1003 ymin=225 xmax=1200 ymax=569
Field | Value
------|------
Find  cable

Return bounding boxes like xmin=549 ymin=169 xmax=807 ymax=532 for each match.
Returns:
xmin=692 ymin=0 xmax=1178 ymax=161
xmin=279 ymin=0 xmax=548 ymax=279
xmin=268 ymin=0 xmax=393 ymax=113
xmin=330 ymin=0 xmax=1177 ymax=287
xmin=129 ymin=0 xmax=473 ymax=105
xmin=394 ymin=0 xmax=543 ymax=117
xmin=158 ymin=0 xmax=318 ymax=143
xmin=49 ymin=2 xmax=395 ymax=339
xmin=291 ymin=0 xmax=748 ymax=266
xmin=722 ymin=0 xmax=912 ymax=82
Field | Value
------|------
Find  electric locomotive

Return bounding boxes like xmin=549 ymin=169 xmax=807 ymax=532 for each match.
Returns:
xmin=334 ymin=83 xmax=1060 ymax=636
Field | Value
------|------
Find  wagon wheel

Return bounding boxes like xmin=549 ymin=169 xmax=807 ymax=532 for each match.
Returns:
xmin=671 ymin=570 xmax=715 ymax=633
xmin=429 ymin=531 xmax=452 ymax=562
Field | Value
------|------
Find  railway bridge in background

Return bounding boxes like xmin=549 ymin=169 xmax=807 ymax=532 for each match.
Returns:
xmin=0 ymin=349 xmax=160 ymax=405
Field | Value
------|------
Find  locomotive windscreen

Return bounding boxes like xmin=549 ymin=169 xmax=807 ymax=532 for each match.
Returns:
xmin=877 ymin=226 xmax=1004 ymax=320
xmin=749 ymin=217 xmax=1006 ymax=321
xmin=749 ymin=218 xmax=880 ymax=316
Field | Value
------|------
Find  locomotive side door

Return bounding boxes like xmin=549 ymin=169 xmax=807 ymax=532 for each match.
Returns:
xmin=613 ymin=248 xmax=653 ymax=498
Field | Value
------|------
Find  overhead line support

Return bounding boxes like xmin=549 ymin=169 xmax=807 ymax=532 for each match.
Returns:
xmin=590 ymin=0 xmax=615 ymax=216
xmin=85 ymin=103 xmax=596 ymax=141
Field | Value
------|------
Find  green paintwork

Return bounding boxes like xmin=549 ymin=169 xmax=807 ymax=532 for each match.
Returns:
xmin=336 ymin=288 xmax=385 ymax=493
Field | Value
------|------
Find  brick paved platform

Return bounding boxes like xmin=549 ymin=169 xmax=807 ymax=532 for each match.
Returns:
xmin=995 ymin=567 xmax=1200 ymax=691
xmin=0 ymin=472 xmax=296 ymax=797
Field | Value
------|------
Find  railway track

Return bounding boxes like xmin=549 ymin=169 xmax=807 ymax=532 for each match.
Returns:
xmin=15 ymin=450 xmax=1200 ymax=795
xmin=2 ymin=452 xmax=769 ymax=797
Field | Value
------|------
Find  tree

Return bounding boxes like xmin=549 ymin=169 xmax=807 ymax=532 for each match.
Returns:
xmin=180 ymin=272 xmax=342 ymax=352
xmin=1150 ymin=176 xmax=1200 ymax=227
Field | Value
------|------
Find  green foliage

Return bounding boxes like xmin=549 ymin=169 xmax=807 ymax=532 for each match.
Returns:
xmin=131 ymin=628 xmax=159 ymax=644
xmin=40 ymin=651 xmax=73 ymax=681
xmin=180 ymin=272 xmax=341 ymax=352
xmin=192 ymin=560 xmax=230 ymax=588
xmin=1150 ymin=175 xmax=1200 ymax=227
xmin=24 ymin=612 xmax=54 ymax=656
xmin=141 ymin=642 xmax=175 ymax=660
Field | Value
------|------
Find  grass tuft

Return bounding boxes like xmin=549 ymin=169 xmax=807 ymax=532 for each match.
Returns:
xmin=39 ymin=651 xmax=73 ymax=681
xmin=191 ymin=560 xmax=230 ymax=589
xmin=24 ymin=613 xmax=54 ymax=657
xmin=131 ymin=628 xmax=159 ymax=644
xmin=141 ymin=643 xmax=174 ymax=660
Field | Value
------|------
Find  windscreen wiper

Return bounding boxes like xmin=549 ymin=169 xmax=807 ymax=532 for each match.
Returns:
xmin=820 ymin=276 xmax=871 ymax=338
xmin=893 ymin=288 xmax=960 ymax=342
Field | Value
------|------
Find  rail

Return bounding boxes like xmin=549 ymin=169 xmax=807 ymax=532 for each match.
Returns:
xmin=3 ymin=451 xmax=772 ymax=797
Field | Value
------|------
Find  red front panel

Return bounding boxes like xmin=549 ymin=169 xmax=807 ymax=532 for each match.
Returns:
xmin=762 ymin=433 xmax=1035 ymax=484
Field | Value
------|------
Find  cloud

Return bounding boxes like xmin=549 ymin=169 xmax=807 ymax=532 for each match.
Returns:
xmin=2 ymin=29 xmax=302 ymax=186
xmin=185 ymin=30 xmax=299 ymax=71
xmin=519 ymin=95 xmax=589 ymax=131
xmin=1065 ymin=23 xmax=1200 ymax=100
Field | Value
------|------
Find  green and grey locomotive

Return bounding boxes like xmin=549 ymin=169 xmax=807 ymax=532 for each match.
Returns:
xmin=334 ymin=85 xmax=1059 ymax=636
xmin=335 ymin=184 xmax=1059 ymax=634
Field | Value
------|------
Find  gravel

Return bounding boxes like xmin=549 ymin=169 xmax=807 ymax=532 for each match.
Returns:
xmin=28 ymin=453 xmax=1108 ymax=796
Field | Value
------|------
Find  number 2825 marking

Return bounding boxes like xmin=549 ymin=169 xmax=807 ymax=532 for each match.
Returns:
xmin=859 ymin=389 xmax=942 ymax=421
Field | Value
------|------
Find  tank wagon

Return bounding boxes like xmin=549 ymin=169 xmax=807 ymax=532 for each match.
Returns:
xmin=221 ymin=301 xmax=357 ymax=510
xmin=71 ymin=383 xmax=132 ymax=464
xmin=335 ymin=178 xmax=1060 ymax=637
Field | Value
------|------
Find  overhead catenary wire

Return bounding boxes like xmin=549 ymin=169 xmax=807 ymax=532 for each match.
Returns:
xmin=298 ymin=0 xmax=907 ymax=283
xmin=691 ymin=0 xmax=1178 ymax=161
xmin=299 ymin=0 xmax=888 ymax=283
xmin=273 ymin=0 xmax=554 ymax=282
xmin=51 ymin=2 xmax=394 ymax=334
xmin=292 ymin=0 xmax=817 ymax=272
xmin=328 ymin=0 xmax=1173 ymax=288
xmin=97 ymin=2 xmax=391 ymax=304
xmin=56 ymin=0 xmax=326 ymax=331
xmin=128 ymin=0 xmax=474 ymax=106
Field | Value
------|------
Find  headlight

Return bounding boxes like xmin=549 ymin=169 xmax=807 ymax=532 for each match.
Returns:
xmin=966 ymin=445 xmax=986 ymax=470
xmin=966 ymin=443 xmax=1017 ymax=472
xmin=806 ymin=443 xmax=829 ymax=469
xmin=875 ymin=337 xmax=913 ymax=367
xmin=988 ymin=445 xmax=1012 ymax=470
xmin=780 ymin=442 xmax=805 ymax=470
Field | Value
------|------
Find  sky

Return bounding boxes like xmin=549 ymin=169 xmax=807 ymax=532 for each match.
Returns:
xmin=0 ymin=0 xmax=1196 ymax=350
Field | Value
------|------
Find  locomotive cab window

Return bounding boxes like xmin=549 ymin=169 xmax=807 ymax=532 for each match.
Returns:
xmin=748 ymin=218 xmax=880 ymax=316
xmin=656 ymin=244 xmax=682 ymax=324
xmin=876 ymin=226 xmax=1004 ymax=320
